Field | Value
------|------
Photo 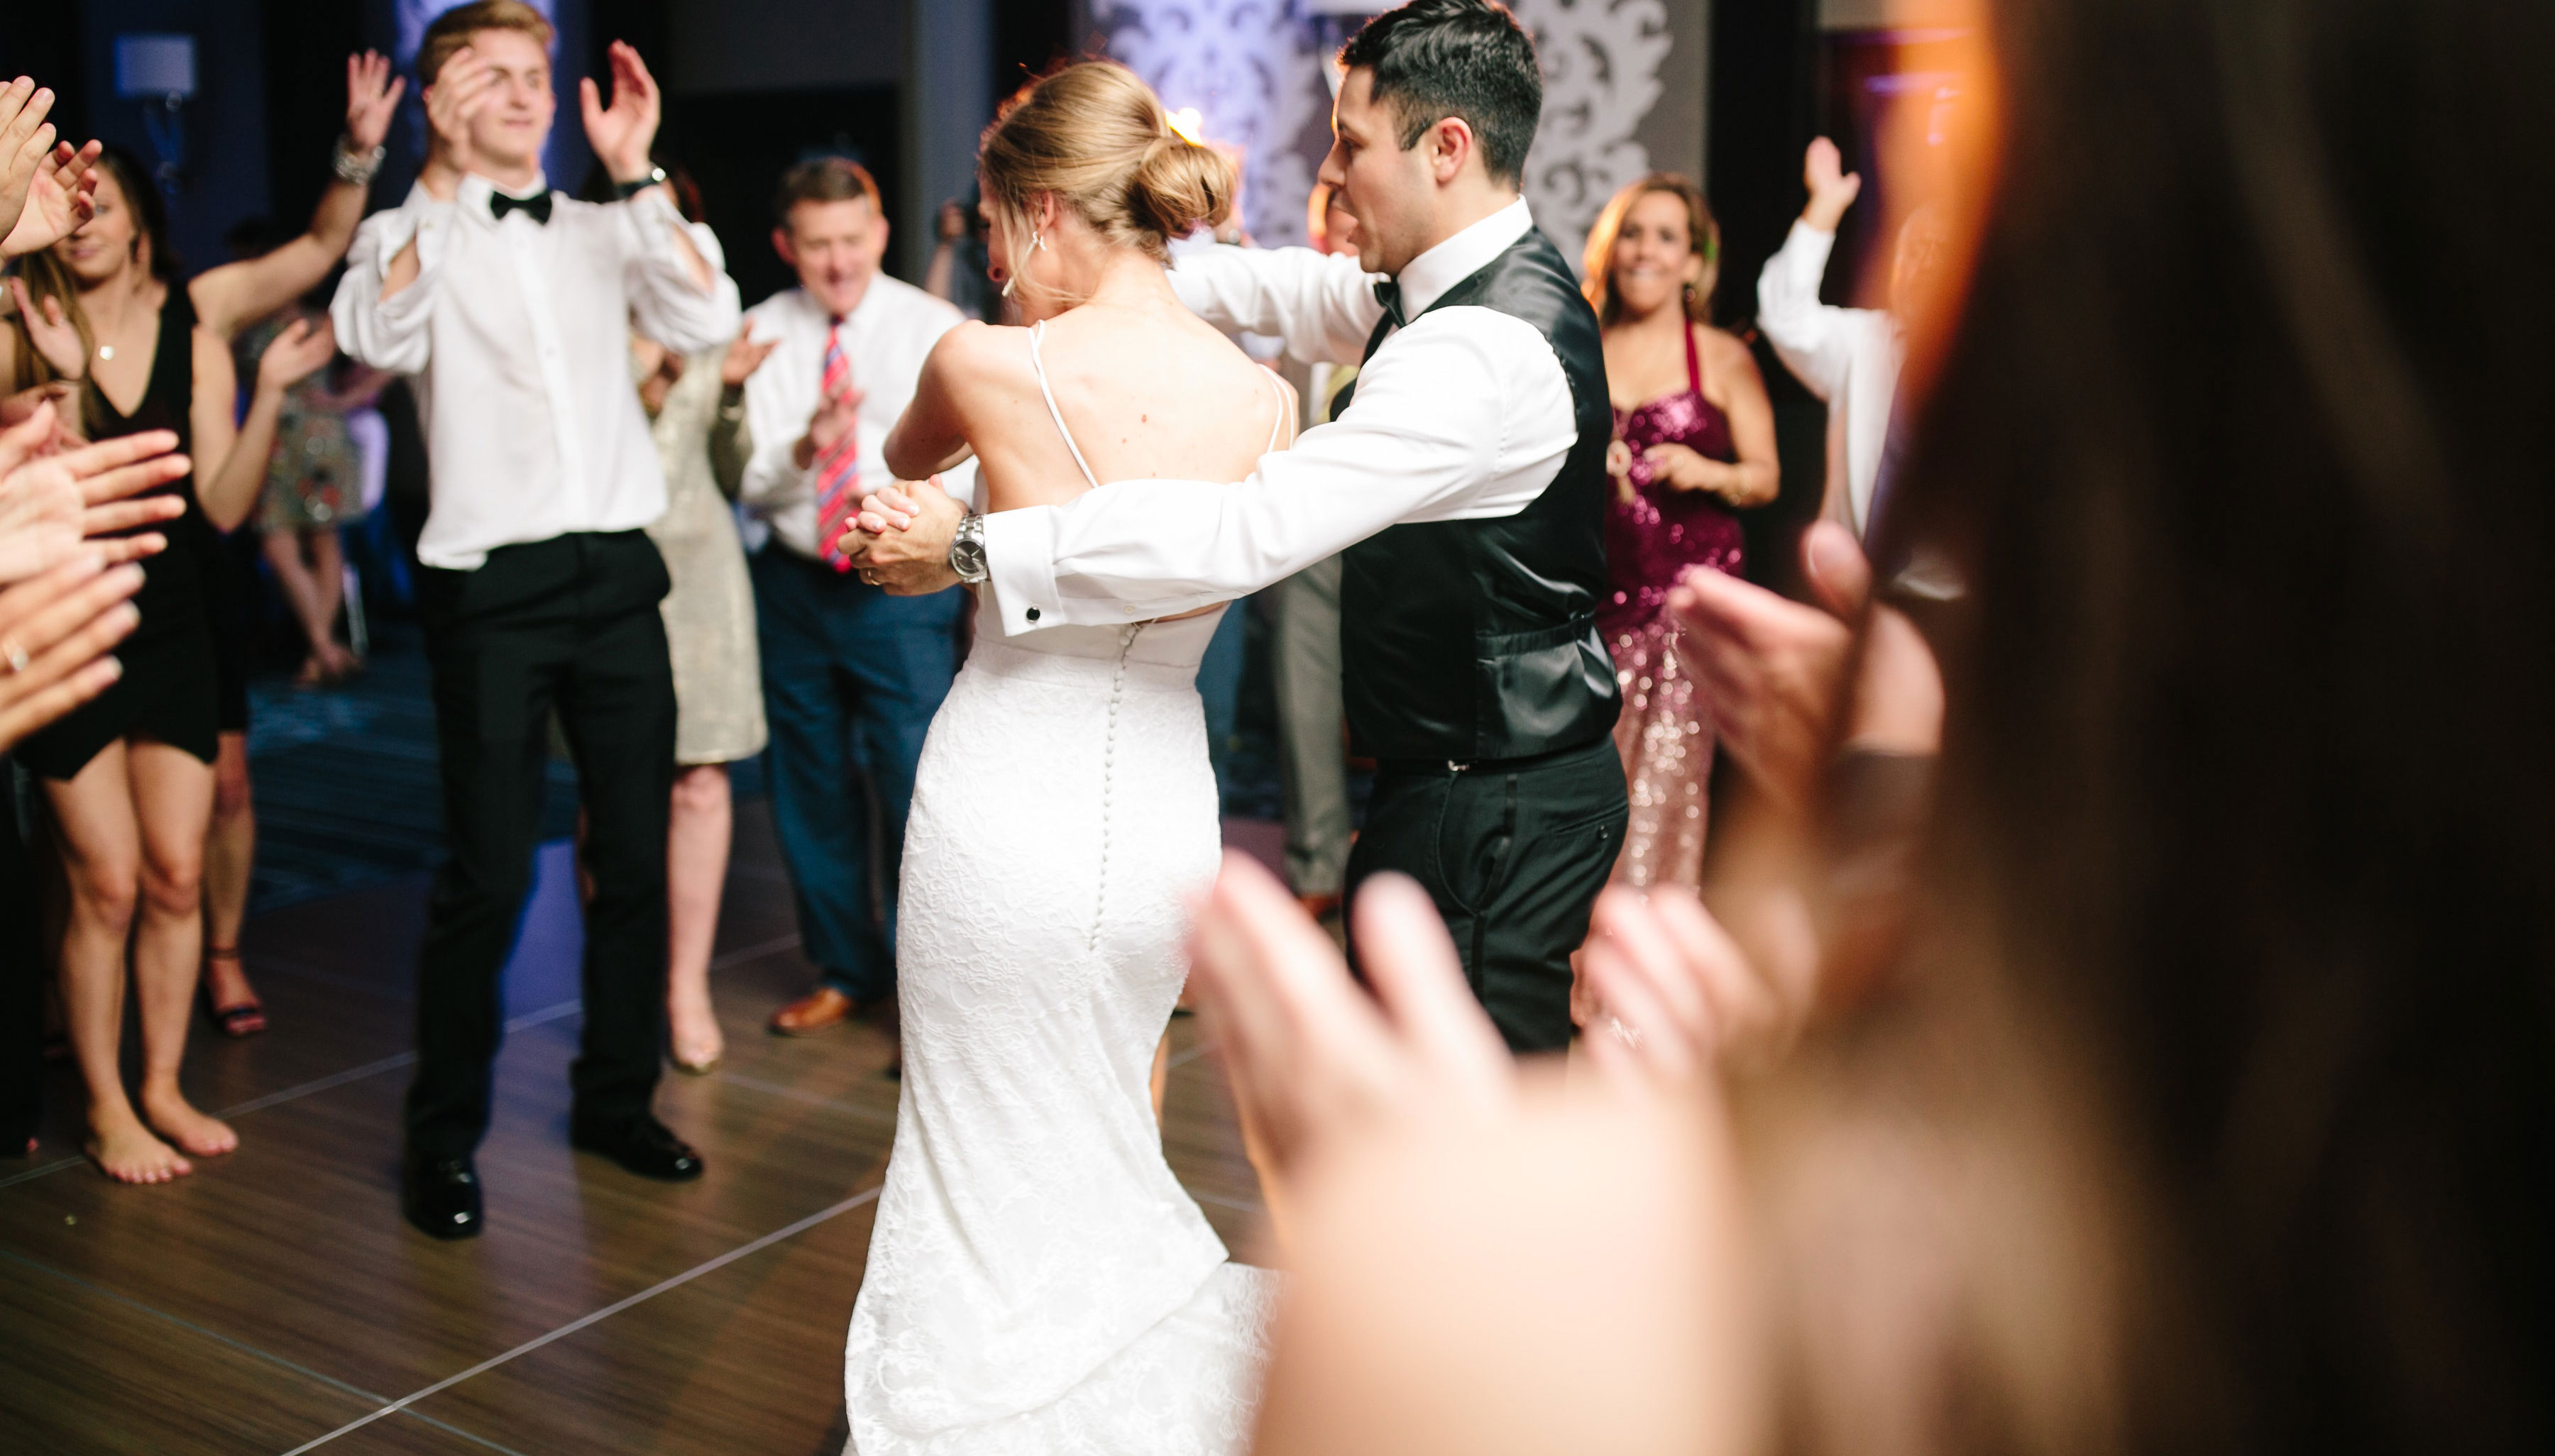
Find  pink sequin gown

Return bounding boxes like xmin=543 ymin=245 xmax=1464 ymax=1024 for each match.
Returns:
xmin=1599 ymin=324 xmax=1744 ymax=890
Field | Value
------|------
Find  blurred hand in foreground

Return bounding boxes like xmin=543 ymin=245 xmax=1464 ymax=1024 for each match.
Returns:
xmin=0 ymin=551 xmax=145 ymax=751
xmin=0 ymin=405 xmax=188 ymax=585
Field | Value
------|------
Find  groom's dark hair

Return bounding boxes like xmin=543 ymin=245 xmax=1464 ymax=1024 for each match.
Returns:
xmin=1339 ymin=0 xmax=1542 ymax=187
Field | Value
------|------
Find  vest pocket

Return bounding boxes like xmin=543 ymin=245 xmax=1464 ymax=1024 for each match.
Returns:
xmin=1473 ymin=615 xmax=1618 ymax=756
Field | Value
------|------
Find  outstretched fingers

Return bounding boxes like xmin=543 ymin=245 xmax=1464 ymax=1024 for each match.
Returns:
xmin=60 ymin=432 xmax=186 ymax=502
xmin=0 ymin=555 xmax=143 ymax=747
xmin=1189 ymin=851 xmax=1405 ymax=1170
xmin=1351 ymin=873 xmax=1512 ymax=1107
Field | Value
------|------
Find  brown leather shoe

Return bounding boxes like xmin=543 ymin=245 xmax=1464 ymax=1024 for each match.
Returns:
xmin=769 ymin=985 xmax=856 ymax=1037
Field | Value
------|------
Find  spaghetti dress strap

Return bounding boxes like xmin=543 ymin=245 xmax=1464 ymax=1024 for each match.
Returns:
xmin=1263 ymin=369 xmax=1289 ymax=451
xmin=1683 ymin=319 xmax=1705 ymax=398
xmin=1028 ymin=321 xmax=1101 ymax=490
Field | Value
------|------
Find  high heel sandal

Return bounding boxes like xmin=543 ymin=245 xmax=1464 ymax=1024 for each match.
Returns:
xmin=202 ymin=947 xmax=268 ymax=1038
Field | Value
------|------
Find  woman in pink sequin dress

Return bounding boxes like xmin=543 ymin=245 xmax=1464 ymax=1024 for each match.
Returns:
xmin=1581 ymin=175 xmax=1781 ymax=890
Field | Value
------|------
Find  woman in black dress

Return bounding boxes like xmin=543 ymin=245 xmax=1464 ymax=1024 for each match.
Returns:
xmin=0 ymin=55 xmax=400 ymax=1183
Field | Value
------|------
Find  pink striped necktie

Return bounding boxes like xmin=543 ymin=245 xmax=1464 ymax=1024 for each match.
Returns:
xmin=814 ymin=320 xmax=859 ymax=573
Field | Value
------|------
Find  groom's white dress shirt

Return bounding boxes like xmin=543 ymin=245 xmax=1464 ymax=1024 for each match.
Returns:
xmin=737 ymin=276 xmax=969 ymax=562
xmin=980 ymin=197 xmax=1578 ymax=635
xmin=332 ymin=173 xmax=742 ymax=570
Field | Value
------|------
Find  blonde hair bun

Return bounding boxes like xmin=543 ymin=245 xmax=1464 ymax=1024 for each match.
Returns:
xmin=1131 ymin=131 xmax=1233 ymax=246
xmin=979 ymin=62 xmax=1238 ymax=302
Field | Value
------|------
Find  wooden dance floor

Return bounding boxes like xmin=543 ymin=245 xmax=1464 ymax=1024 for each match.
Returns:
xmin=0 ymin=800 xmax=1271 ymax=1454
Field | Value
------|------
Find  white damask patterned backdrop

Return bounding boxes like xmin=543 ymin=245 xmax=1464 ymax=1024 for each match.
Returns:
xmin=1093 ymin=0 xmax=1691 ymax=269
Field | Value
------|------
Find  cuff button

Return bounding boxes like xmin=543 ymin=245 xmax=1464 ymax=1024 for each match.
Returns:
xmin=1026 ymin=607 xmax=1041 ymax=622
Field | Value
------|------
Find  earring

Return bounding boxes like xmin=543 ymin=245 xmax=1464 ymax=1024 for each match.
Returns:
xmin=1001 ymin=231 xmax=1048 ymax=300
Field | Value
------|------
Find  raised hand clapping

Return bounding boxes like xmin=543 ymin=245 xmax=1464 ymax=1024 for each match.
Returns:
xmin=344 ymin=50 xmax=406 ymax=156
xmin=722 ymin=321 xmax=780 ymax=388
xmin=581 ymin=40 xmax=664 ymax=185
xmin=0 ymin=77 xmax=100 ymax=261
xmin=1801 ymin=137 xmax=1863 ymax=234
xmin=8 ymin=277 xmax=86 ymax=381
xmin=423 ymin=46 xmax=498 ymax=179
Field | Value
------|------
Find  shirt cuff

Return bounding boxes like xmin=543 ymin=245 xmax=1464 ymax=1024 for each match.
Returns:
xmin=981 ymin=507 xmax=1062 ymax=636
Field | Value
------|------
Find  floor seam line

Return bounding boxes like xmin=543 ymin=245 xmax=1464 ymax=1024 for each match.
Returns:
xmin=0 ymin=1001 xmax=581 ymax=1195
xmin=709 ymin=930 xmax=802 ymax=969
xmin=277 ymin=1182 xmax=883 ymax=1455
xmin=0 ymin=1245 xmax=531 ymax=1456
xmin=706 ymin=1069 xmax=901 ymax=1126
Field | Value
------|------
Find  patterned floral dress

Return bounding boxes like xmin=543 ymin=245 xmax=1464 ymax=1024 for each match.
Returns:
xmin=1598 ymin=324 xmax=1746 ymax=890
xmin=236 ymin=309 xmax=364 ymax=533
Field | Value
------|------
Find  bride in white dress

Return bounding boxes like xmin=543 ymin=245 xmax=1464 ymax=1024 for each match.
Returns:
xmin=844 ymin=62 xmax=1294 ymax=1455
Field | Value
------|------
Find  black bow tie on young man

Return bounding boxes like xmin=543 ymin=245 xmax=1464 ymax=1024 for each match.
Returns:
xmin=490 ymin=188 xmax=554 ymax=225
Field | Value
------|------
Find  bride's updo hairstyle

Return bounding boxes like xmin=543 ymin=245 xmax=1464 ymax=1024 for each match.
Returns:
xmin=978 ymin=61 xmax=1235 ymax=306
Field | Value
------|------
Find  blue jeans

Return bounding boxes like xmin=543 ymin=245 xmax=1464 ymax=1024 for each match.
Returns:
xmin=749 ymin=548 xmax=960 ymax=1002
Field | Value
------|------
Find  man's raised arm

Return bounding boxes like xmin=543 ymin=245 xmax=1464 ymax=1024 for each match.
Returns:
xmin=952 ymin=309 xmax=1568 ymax=632
xmin=330 ymin=199 xmax=448 ymax=374
xmin=1170 ymin=245 xmax=1387 ymax=370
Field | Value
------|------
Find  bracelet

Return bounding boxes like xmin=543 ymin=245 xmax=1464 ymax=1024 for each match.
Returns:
xmin=332 ymin=136 xmax=386 ymax=186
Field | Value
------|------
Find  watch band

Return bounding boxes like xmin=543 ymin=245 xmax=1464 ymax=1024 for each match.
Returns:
xmin=615 ymin=166 xmax=670 ymax=201
xmin=949 ymin=512 xmax=989 ymax=586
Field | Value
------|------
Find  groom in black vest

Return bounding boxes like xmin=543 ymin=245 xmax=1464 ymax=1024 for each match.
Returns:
xmin=849 ymin=0 xmax=1626 ymax=1053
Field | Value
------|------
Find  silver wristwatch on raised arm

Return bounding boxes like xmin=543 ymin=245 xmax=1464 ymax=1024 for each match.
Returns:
xmin=950 ymin=511 xmax=989 ymax=586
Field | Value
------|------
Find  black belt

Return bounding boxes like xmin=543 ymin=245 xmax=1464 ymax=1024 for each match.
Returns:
xmin=1373 ymin=738 xmax=1607 ymax=777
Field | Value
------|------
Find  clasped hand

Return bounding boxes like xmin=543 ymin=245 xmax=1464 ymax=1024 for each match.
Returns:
xmin=842 ymin=479 xmax=964 ymax=594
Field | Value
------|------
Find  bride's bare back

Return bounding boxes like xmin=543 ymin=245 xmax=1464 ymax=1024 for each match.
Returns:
xmin=889 ymin=283 xmax=1292 ymax=515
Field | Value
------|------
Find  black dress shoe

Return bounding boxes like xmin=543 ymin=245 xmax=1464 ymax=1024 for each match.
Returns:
xmin=403 ymin=1153 xmax=485 ymax=1240
xmin=569 ymin=1114 xmax=705 ymax=1182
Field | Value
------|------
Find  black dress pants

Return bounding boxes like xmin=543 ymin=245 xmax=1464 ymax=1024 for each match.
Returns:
xmin=1345 ymin=737 xmax=1628 ymax=1053
xmin=407 ymin=531 xmax=676 ymax=1159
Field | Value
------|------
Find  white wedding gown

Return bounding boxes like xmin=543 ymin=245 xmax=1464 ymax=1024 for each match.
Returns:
xmin=843 ymin=324 xmax=1282 ymax=1455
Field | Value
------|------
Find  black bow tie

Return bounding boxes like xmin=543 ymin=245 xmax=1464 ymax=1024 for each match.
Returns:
xmin=1373 ymin=277 xmax=1404 ymax=328
xmin=490 ymin=188 xmax=554 ymax=225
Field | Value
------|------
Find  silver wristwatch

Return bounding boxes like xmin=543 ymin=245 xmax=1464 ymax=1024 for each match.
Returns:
xmin=949 ymin=512 xmax=989 ymax=585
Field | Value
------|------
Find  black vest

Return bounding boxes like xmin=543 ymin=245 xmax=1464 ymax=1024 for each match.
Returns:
xmin=1336 ymin=227 xmax=1622 ymax=761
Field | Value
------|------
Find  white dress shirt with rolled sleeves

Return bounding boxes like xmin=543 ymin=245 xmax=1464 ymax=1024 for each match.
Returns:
xmin=331 ymin=173 xmax=742 ymax=570
xmin=737 ymin=277 xmax=971 ymax=563
xmin=1755 ymin=219 xmax=1903 ymax=537
xmin=980 ymin=197 xmax=1579 ymax=636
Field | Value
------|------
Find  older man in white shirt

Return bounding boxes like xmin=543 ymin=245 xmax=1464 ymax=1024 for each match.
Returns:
xmin=331 ymin=8 xmax=738 ymax=1240
xmin=735 ymin=158 xmax=968 ymax=1039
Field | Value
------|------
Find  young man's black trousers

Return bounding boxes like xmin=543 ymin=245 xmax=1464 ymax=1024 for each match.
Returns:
xmin=406 ymin=530 xmax=676 ymax=1159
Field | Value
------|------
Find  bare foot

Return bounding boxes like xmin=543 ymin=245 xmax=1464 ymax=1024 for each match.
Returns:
xmin=668 ymin=988 xmax=725 ymax=1071
xmin=88 ymin=1109 xmax=193 ymax=1184
xmin=140 ymin=1089 xmax=238 ymax=1159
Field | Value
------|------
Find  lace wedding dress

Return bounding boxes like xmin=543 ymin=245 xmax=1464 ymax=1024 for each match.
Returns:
xmin=843 ymin=324 xmax=1283 ymax=1455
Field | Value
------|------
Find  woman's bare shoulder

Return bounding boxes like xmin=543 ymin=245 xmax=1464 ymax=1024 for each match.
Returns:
xmin=1694 ymin=323 xmax=1755 ymax=363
